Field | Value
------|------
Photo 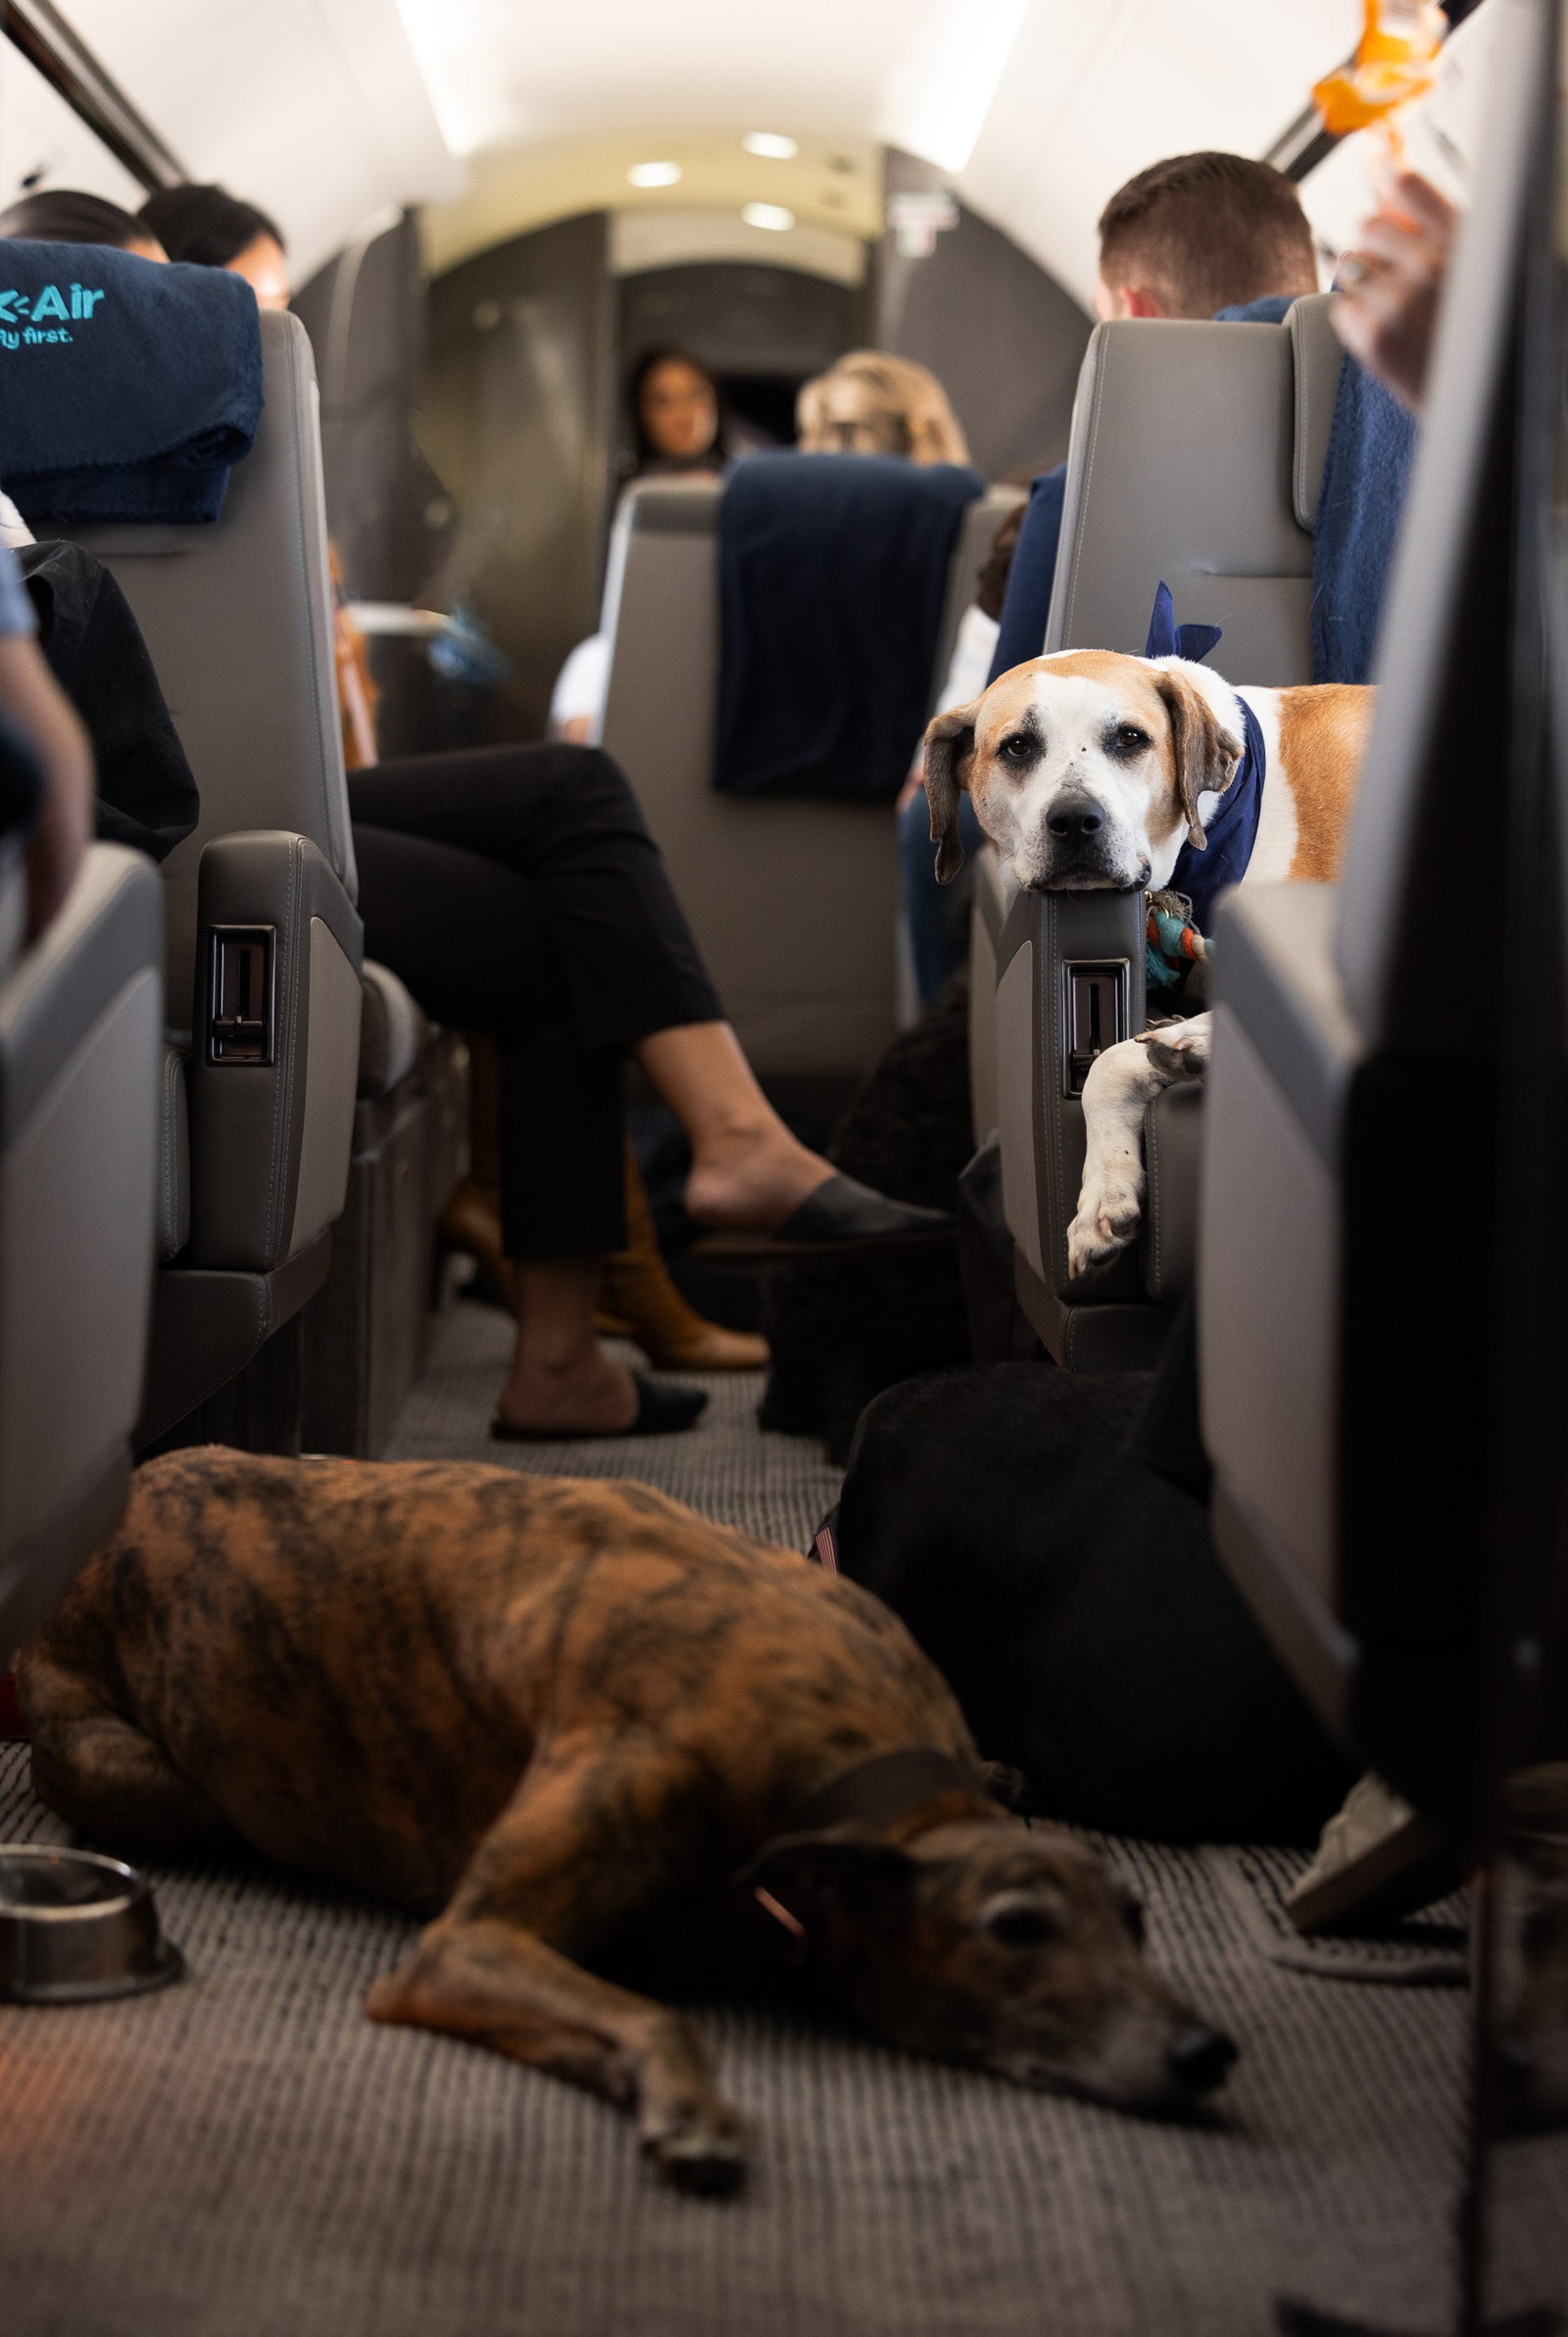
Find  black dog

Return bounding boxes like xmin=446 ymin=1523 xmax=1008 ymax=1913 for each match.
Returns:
xmin=832 ymin=1362 xmax=1357 ymax=1845
xmin=760 ymin=974 xmax=975 ymax=1461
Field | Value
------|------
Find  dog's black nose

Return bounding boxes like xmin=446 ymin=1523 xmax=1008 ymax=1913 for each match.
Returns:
xmin=1046 ymin=793 xmax=1105 ymax=841
xmin=1166 ymin=2024 xmax=1237 ymax=2096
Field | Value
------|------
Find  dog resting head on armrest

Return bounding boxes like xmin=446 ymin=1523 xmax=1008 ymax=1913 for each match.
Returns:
xmin=925 ymin=651 xmax=1244 ymax=894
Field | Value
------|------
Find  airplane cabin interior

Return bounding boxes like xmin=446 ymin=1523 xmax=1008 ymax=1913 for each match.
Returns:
xmin=0 ymin=3 xmax=1565 ymax=2332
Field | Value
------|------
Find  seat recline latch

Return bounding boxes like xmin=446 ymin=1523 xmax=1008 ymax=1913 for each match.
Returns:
xmin=208 ymin=925 xmax=276 ymax=1065
xmin=1062 ymin=960 xmax=1128 ymax=1096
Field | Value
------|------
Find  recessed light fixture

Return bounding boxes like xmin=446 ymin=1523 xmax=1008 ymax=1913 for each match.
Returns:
xmin=742 ymin=131 xmax=798 ymax=160
xmin=627 ymin=161 xmax=682 ymax=188
xmin=742 ymin=202 xmax=795 ymax=232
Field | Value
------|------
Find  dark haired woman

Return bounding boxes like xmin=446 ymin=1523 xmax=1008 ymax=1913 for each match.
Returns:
xmin=549 ymin=350 xmax=725 ymax=745
xmin=626 ymin=346 xmax=725 ymax=477
xmin=0 ymin=188 xmax=167 ymax=262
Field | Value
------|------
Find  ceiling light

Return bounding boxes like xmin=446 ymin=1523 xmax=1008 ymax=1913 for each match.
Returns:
xmin=742 ymin=202 xmax=795 ymax=232
xmin=627 ymin=162 xmax=682 ymax=189
xmin=743 ymin=132 xmax=799 ymax=161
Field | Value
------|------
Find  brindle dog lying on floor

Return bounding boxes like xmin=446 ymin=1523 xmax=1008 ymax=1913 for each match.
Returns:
xmin=18 ymin=1449 xmax=1236 ymax=2193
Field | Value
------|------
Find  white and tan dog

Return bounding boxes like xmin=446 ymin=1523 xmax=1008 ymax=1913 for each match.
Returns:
xmin=924 ymin=652 xmax=1371 ymax=1275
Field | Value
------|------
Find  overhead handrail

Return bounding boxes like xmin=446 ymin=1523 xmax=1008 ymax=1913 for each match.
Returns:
xmin=1 ymin=0 xmax=185 ymax=193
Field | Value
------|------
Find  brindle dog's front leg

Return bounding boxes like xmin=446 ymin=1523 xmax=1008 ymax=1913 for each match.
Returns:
xmin=367 ymin=1749 xmax=746 ymax=2195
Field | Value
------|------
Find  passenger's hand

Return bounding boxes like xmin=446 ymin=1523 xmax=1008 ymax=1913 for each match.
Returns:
xmin=896 ymin=769 xmax=925 ymax=815
xmin=1331 ymin=171 xmax=1456 ymax=417
xmin=0 ymin=636 xmax=94 ymax=942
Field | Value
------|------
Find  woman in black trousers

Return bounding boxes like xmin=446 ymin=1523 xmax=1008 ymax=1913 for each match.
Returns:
xmin=349 ymin=742 xmax=942 ymax=1440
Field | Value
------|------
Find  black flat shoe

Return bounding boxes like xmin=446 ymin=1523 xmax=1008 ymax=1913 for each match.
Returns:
xmin=491 ymin=1374 xmax=708 ymax=1443
xmin=692 ymin=1173 xmax=954 ymax=1259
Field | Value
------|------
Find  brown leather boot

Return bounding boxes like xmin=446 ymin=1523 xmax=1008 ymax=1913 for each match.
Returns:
xmin=600 ymin=1142 xmax=769 ymax=1370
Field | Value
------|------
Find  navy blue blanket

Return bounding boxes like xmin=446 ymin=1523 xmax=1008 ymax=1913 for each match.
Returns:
xmin=714 ymin=453 xmax=983 ymax=801
xmin=0 ymin=243 xmax=262 ymax=524
xmin=1310 ymin=357 xmax=1418 ymax=685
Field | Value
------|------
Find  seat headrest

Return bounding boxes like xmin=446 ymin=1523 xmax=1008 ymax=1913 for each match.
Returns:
xmin=0 ymin=243 xmax=262 ymax=527
xmin=1290 ymin=294 xmax=1345 ymax=532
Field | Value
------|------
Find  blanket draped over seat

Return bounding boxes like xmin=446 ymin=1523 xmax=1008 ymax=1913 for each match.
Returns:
xmin=714 ymin=452 xmax=982 ymax=803
xmin=0 ymin=242 xmax=262 ymax=525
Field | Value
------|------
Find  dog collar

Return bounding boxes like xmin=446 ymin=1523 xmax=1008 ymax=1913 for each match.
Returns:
xmin=748 ymin=1751 xmax=1002 ymax=1950
xmin=1168 ymin=691 xmax=1266 ymax=931
xmin=1144 ymin=579 xmax=1267 ymax=931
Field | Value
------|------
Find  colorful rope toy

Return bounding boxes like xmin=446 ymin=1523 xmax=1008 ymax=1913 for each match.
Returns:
xmin=1146 ymin=889 xmax=1209 ymax=991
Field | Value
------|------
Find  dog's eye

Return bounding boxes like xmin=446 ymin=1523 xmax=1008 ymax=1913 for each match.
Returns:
xmin=999 ymin=733 xmax=1034 ymax=764
xmin=1116 ymin=724 xmax=1150 ymax=752
xmin=981 ymin=1897 xmax=1059 ymax=1950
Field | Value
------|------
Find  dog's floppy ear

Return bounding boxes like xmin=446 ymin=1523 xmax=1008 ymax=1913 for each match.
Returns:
xmin=740 ymin=1827 xmax=919 ymax=1930
xmin=1154 ymin=668 xmax=1243 ymax=851
xmin=923 ymin=700 xmax=980 ymax=885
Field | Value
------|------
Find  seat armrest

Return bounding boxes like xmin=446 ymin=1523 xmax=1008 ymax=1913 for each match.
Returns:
xmin=994 ymin=882 xmax=1151 ymax=1301
xmin=967 ymin=845 xmax=1013 ymax=1144
xmin=1 ymin=845 xmax=163 ymax=1644
xmin=185 ymin=829 xmax=364 ymax=1272
xmin=1139 ymin=1082 xmax=1203 ymax=1304
xmin=0 ymin=834 xmax=24 ymax=987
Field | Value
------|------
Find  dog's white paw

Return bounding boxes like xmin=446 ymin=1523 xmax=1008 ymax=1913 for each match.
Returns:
xmin=1066 ymin=1167 xmax=1145 ymax=1277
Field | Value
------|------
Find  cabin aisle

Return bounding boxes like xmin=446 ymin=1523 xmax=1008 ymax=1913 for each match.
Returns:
xmin=0 ymin=1300 xmax=1539 ymax=2337
xmin=0 ymin=1734 xmax=1483 ymax=2337
xmin=383 ymin=1299 xmax=842 ymax=1549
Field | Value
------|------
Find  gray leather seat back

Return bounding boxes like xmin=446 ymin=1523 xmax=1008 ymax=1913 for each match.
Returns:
xmin=1332 ymin=97 xmax=1526 ymax=1042
xmin=56 ymin=311 xmax=354 ymax=1012
xmin=1197 ymin=0 xmax=1547 ymax=1737
xmin=931 ymin=488 xmax=1026 ymax=705
xmin=29 ymin=309 xmax=367 ymax=1442
xmin=1046 ymin=295 xmax=1342 ymax=682
xmin=986 ymin=295 xmax=1342 ymax=1368
xmin=602 ymin=476 xmax=1021 ymax=1077
xmin=0 ymin=845 xmax=163 ymax=1647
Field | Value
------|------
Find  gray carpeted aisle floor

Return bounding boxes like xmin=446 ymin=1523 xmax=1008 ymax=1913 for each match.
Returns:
xmin=385 ymin=1301 xmax=844 ymax=1547
xmin=1 ymin=1303 xmax=1560 ymax=2335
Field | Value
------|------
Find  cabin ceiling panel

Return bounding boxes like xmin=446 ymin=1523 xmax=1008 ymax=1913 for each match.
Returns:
xmin=420 ymin=131 xmax=880 ymax=277
xmin=52 ymin=0 xmax=461 ymax=280
xmin=957 ymin=0 xmax=1365 ymax=309
xmin=0 ymin=38 xmax=145 ymax=212
xmin=31 ymin=0 xmax=1464 ymax=304
xmin=390 ymin=0 xmax=1020 ymax=160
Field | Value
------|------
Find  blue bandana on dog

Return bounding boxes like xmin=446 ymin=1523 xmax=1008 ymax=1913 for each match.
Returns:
xmin=1144 ymin=582 xmax=1266 ymax=932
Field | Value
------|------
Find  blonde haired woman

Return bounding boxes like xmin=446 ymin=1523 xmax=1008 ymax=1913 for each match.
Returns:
xmin=797 ymin=352 xmax=969 ymax=467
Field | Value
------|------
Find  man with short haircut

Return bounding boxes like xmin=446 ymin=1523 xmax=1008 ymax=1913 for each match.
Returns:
xmin=1092 ymin=150 xmax=1320 ymax=322
xmin=901 ymin=153 xmax=1328 ymax=1001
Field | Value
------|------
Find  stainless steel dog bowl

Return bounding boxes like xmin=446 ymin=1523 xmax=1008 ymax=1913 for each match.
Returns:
xmin=0 ymin=1846 xmax=183 ymax=2004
